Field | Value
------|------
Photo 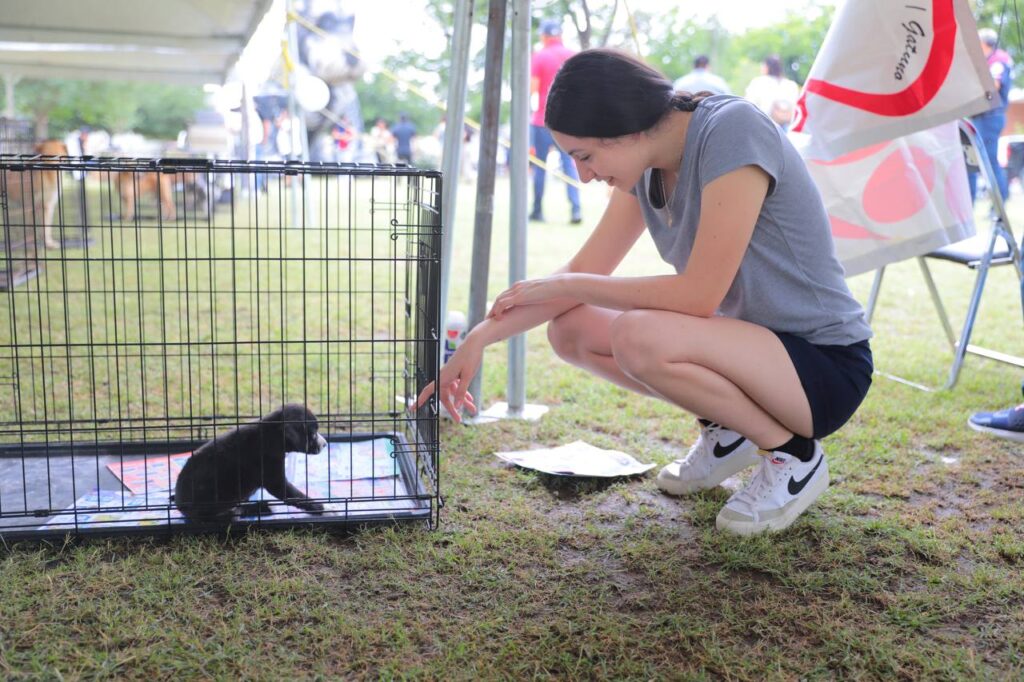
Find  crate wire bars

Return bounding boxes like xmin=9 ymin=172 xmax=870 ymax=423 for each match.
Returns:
xmin=0 ymin=155 xmax=442 ymax=538
xmin=0 ymin=120 xmax=46 ymax=289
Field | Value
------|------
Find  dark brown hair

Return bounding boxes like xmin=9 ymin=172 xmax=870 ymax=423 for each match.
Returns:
xmin=545 ymin=48 xmax=709 ymax=139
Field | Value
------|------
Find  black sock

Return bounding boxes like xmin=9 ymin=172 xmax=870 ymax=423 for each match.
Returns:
xmin=697 ymin=418 xmax=713 ymax=427
xmin=773 ymin=434 xmax=815 ymax=462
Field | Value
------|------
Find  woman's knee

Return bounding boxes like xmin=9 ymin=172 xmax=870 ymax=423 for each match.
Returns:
xmin=609 ymin=309 xmax=665 ymax=377
xmin=546 ymin=309 xmax=587 ymax=362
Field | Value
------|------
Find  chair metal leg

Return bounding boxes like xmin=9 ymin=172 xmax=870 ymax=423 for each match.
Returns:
xmin=865 ymin=263 xmax=938 ymax=392
xmin=874 ymin=242 xmax=1021 ymax=391
xmin=917 ymin=258 xmax=957 ymax=348
xmin=997 ymin=221 xmax=1024 ymax=322
xmin=962 ymin=118 xmax=1024 ymax=327
xmin=865 ymin=267 xmax=885 ymax=324
xmin=945 ymin=227 xmax=1003 ymax=389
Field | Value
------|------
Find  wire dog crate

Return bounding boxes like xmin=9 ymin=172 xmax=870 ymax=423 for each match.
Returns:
xmin=0 ymin=155 xmax=442 ymax=539
xmin=0 ymin=121 xmax=48 ymax=290
xmin=0 ymin=118 xmax=34 ymax=155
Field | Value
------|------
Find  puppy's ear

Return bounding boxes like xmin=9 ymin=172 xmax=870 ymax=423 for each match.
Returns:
xmin=282 ymin=419 xmax=307 ymax=452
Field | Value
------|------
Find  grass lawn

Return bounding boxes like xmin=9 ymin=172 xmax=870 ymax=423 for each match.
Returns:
xmin=1 ymin=175 xmax=1023 ymax=679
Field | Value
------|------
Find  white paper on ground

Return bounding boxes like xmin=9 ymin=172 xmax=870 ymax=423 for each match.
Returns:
xmin=494 ymin=440 xmax=655 ymax=477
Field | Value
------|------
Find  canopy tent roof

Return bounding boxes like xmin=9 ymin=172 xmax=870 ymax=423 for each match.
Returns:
xmin=0 ymin=0 xmax=274 ymax=85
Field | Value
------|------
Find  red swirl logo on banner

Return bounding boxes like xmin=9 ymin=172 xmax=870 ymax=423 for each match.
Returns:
xmin=793 ymin=0 xmax=957 ymax=131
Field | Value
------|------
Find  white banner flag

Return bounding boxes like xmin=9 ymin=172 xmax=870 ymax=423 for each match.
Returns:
xmin=792 ymin=122 xmax=974 ymax=277
xmin=793 ymin=0 xmax=994 ymax=160
xmin=789 ymin=0 xmax=993 ymax=274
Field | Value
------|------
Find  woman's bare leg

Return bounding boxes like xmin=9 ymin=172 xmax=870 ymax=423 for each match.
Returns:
xmin=549 ymin=306 xmax=826 ymax=535
xmin=546 ymin=305 xmax=811 ymax=449
xmin=547 ymin=304 xmax=657 ymax=397
xmin=608 ymin=310 xmax=812 ymax=449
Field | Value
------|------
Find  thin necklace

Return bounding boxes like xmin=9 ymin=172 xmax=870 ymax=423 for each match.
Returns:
xmin=660 ymin=170 xmax=672 ymax=214
xmin=649 ymin=159 xmax=681 ymax=216
xmin=650 ymin=111 xmax=688 ymax=214
xmin=651 ymin=166 xmax=675 ymax=215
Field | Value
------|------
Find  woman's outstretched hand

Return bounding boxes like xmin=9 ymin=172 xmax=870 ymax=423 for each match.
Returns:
xmin=413 ymin=339 xmax=481 ymax=424
xmin=487 ymin=276 xmax=564 ymax=321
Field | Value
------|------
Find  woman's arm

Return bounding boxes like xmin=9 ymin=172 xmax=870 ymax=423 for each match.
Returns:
xmin=415 ymin=189 xmax=647 ymax=419
xmin=471 ymin=189 xmax=647 ymax=346
xmin=490 ymin=166 xmax=770 ymax=320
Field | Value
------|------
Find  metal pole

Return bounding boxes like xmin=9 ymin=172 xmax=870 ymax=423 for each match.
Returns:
xmin=439 ymin=0 xmax=474 ymax=361
xmin=240 ymin=82 xmax=252 ymax=162
xmin=466 ymin=0 xmax=507 ymax=405
xmin=507 ymin=0 xmax=530 ymax=413
xmin=3 ymin=74 xmax=18 ymax=119
xmin=285 ymin=1 xmax=310 ymax=164
xmin=285 ymin=0 xmax=310 ymax=228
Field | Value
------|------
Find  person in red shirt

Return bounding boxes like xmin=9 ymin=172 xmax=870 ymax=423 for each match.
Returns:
xmin=530 ymin=19 xmax=582 ymax=224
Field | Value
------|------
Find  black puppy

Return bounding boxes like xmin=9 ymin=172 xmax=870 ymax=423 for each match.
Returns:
xmin=174 ymin=404 xmax=328 ymax=522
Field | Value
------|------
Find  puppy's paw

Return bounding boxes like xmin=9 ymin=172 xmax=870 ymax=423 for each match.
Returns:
xmin=305 ymin=501 xmax=325 ymax=515
xmin=238 ymin=500 xmax=274 ymax=517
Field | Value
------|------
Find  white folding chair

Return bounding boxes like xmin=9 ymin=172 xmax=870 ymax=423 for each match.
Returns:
xmin=865 ymin=118 xmax=1024 ymax=390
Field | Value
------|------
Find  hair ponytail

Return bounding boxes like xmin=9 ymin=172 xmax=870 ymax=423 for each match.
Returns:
xmin=669 ymin=91 xmax=712 ymax=113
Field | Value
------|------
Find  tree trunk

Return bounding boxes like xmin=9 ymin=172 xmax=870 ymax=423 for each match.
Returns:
xmin=596 ymin=0 xmax=617 ymax=48
xmin=33 ymin=112 xmax=48 ymax=141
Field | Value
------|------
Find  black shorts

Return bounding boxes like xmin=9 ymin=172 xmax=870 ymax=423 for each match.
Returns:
xmin=774 ymin=333 xmax=873 ymax=439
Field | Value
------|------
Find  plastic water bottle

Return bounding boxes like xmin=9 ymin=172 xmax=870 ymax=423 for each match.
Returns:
xmin=444 ymin=310 xmax=467 ymax=363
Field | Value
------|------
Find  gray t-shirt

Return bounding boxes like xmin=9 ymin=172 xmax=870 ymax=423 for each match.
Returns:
xmin=633 ymin=95 xmax=872 ymax=347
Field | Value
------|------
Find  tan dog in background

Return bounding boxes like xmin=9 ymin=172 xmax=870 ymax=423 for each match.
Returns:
xmin=35 ymin=140 xmax=68 ymax=249
xmin=118 ymin=169 xmax=177 ymax=220
xmin=117 ymin=171 xmax=177 ymax=221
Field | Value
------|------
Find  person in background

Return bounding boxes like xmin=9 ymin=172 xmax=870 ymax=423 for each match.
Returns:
xmin=369 ymin=118 xmax=395 ymax=164
xmin=966 ymin=32 xmax=1023 ymax=445
xmin=530 ymin=18 xmax=582 ymax=224
xmin=391 ymin=113 xmax=417 ymax=165
xmin=769 ymin=98 xmax=796 ymax=132
xmin=673 ymin=55 xmax=731 ymax=96
xmin=744 ymin=55 xmax=800 ymax=128
xmin=969 ymin=380 xmax=1024 ymax=442
xmin=331 ymin=115 xmax=357 ymax=162
xmin=252 ymin=92 xmax=287 ymax=191
xmin=968 ymin=27 xmax=1014 ymax=203
xmin=76 ymin=126 xmax=91 ymax=156
xmin=65 ymin=126 xmax=91 ymax=179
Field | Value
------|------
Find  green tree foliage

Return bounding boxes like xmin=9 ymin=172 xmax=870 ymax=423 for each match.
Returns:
xmin=578 ymin=1 xmax=834 ymax=92
xmin=355 ymin=0 xmax=620 ymax=131
xmin=6 ymin=78 xmax=205 ymax=140
xmin=974 ymin=0 xmax=1023 ymax=86
xmin=728 ymin=3 xmax=835 ymax=86
xmin=355 ymin=0 xmax=470 ymax=133
xmin=359 ymin=56 xmax=447 ymax=135
xmin=133 ymin=83 xmax=208 ymax=140
xmin=644 ymin=12 xmax=732 ymax=85
xmin=641 ymin=3 xmax=834 ymax=93
xmin=553 ymin=0 xmax=621 ymax=50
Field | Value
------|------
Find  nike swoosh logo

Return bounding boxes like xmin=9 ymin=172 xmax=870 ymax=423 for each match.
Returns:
xmin=788 ymin=455 xmax=823 ymax=495
xmin=713 ymin=437 xmax=747 ymax=458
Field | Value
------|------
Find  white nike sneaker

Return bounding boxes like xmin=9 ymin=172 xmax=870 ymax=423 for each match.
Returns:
xmin=716 ymin=442 xmax=829 ymax=536
xmin=656 ymin=421 xmax=760 ymax=496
